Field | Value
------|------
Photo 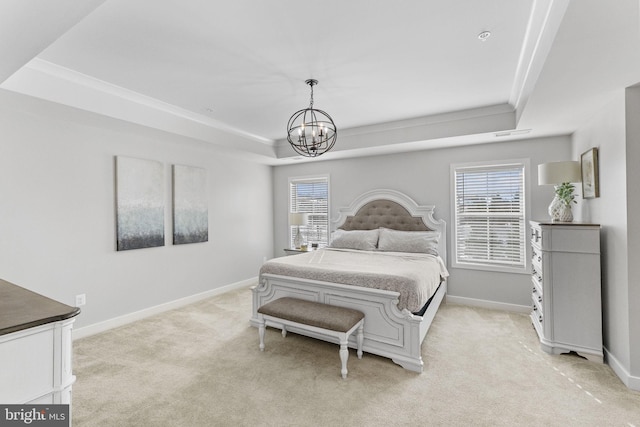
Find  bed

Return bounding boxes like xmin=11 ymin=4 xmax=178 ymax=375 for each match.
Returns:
xmin=250 ymin=189 xmax=448 ymax=372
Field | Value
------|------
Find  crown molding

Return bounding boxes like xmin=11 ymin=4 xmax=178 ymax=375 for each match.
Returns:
xmin=510 ymin=0 xmax=570 ymax=123
xmin=11 ymin=58 xmax=275 ymax=146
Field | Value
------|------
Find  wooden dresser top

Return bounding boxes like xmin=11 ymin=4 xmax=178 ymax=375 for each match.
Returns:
xmin=0 ymin=279 xmax=80 ymax=336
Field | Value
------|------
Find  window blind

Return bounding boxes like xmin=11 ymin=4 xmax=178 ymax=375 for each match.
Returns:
xmin=289 ymin=177 xmax=329 ymax=248
xmin=454 ymin=164 xmax=526 ymax=269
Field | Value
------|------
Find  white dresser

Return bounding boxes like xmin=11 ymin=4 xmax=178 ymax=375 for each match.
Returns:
xmin=0 ymin=279 xmax=80 ymax=404
xmin=529 ymin=221 xmax=603 ymax=362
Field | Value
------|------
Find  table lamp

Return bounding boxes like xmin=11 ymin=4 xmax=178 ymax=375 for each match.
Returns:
xmin=289 ymin=212 xmax=309 ymax=249
xmin=538 ymin=161 xmax=581 ymax=222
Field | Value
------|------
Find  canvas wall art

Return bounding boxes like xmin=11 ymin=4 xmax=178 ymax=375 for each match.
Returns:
xmin=172 ymin=164 xmax=208 ymax=244
xmin=115 ymin=156 xmax=165 ymax=251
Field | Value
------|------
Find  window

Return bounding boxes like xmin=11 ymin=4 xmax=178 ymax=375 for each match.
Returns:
xmin=288 ymin=175 xmax=329 ymax=248
xmin=451 ymin=160 xmax=528 ymax=273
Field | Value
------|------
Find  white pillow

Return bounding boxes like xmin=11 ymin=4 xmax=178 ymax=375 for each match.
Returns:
xmin=329 ymin=229 xmax=379 ymax=251
xmin=377 ymin=227 xmax=440 ymax=255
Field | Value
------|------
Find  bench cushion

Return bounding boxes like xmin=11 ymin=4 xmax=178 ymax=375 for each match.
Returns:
xmin=257 ymin=297 xmax=364 ymax=333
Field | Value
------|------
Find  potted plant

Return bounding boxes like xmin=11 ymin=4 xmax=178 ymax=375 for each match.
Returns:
xmin=549 ymin=182 xmax=576 ymax=222
xmin=555 ymin=182 xmax=577 ymax=206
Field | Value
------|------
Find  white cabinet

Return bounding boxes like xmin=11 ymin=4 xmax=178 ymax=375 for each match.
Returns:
xmin=529 ymin=221 xmax=602 ymax=362
xmin=0 ymin=319 xmax=76 ymax=403
xmin=0 ymin=279 xmax=80 ymax=404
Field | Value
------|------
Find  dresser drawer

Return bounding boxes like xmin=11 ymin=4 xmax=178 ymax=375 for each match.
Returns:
xmin=532 ymin=276 xmax=542 ymax=300
xmin=531 ymin=260 xmax=543 ymax=283
xmin=531 ymin=298 xmax=543 ymax=326
xmin=532 ymin=280 xmax=543 ymax=302
xmin=531 ymin=245 xmax=542 ymax=270
xmin=534 ymin=224 xmax=600 ymax=254
xmin=0 ymin=325 xmax=54 ymax=403
xmin=530 ymin=224 xmax=542 ymax=247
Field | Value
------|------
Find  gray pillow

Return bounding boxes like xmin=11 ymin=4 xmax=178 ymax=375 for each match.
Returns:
xmin=377 ymin=227 xmax=440 ymax=255
xmin=329 ymin=229 xmax=379 ymax=251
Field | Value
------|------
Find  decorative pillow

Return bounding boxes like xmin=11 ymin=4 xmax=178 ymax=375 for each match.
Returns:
xmin=329 ymin=229 xmax=379 ymax=251
xmin=377 ymin=227 xmax=440 ymax=255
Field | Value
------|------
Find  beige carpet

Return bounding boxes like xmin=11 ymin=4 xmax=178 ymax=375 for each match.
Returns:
xmin=73 ymin=287 xmax=640 ymax=426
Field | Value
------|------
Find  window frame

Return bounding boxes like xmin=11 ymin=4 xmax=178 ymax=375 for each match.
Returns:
xmin=450 ymin=159 xmax=531 ymax=274
xmin=288 ymin=174 xmax=330 ymax=249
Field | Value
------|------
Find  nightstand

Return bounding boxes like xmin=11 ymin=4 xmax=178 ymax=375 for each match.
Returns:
xmin=283 ymin=248 xmax=311 ymax=256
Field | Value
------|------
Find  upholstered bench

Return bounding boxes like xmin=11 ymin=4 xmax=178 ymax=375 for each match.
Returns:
xmin=257 ymin=297 xmax=365 ymax=379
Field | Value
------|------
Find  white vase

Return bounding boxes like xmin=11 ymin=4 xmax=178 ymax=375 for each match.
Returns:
xmin=548 ymin=195 xmax=573 ymax=222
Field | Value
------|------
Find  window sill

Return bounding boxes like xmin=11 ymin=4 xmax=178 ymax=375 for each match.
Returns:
xmin=451 ymin=261 xmax=530 ymax=275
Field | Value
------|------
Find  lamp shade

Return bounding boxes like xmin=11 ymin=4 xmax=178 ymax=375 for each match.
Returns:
xmin=538 ymin=161 xmax=581 ymax=185
xmin=289 ymin=212 xmax=309 ymax=226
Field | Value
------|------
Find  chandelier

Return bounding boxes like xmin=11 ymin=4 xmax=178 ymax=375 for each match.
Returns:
xmin=286 ymin=79 xmax=337 ymax=157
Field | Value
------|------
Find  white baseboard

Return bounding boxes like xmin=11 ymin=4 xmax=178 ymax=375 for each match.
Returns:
xmin=446 ymin=295 xmax=531 ymax=314
xmin=73 ymin=277 xmax=258 ymax=340
xmin=604 ymin=346 xmax=640 ymax=391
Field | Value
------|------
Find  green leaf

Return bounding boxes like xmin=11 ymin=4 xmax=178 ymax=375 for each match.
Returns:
xmin=554 ymin=182 xmax=576 ymax=205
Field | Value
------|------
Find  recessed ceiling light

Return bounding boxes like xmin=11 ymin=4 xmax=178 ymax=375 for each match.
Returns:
xmin=478 ymin=31 xmax=491 ymax=42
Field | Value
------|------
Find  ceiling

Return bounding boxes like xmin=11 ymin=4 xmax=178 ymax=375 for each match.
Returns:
xmin=1 ymin=0 xmax=639 ymax=164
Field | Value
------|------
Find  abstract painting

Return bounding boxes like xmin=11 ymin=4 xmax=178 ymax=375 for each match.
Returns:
xmin=172 ymin=164 xmax=208 ymax=244
xmin=115 ymin=156 xmax=165 ymax=250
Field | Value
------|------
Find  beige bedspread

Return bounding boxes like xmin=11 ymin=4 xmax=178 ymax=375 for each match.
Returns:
xmin=259 ymin=248 xmax=449 ymax=312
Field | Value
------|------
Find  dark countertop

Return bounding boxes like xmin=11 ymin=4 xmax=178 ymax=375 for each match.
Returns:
xmin=0 ymin=279 xmax=80 ymax=336
xmin=531 ymin=220 xmax=600 ymax=226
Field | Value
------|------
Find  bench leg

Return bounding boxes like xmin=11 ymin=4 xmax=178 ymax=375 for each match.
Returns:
xmin=258 ymin=316 xmax=265 ymax=352
xmin=356 ymin=323 xmax=364 ymax=359
xmin=339 ymin=338 xmax=349 ymax=379
xmin=282 ymin=325 xmax=287 ymax=338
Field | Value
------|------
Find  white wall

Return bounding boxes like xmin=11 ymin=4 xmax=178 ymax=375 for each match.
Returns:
xmin=626 ymin=86 xmax=640 ymax=385
xmin=0 ymin=89 xmax=273 ymax=330
xmin=572 ymin=86 xmax=640 ymax=390
xmin=572 ymin=92 xmax=630 ymax=371
xmin=273 ymin=135 xmax=571 ymax=308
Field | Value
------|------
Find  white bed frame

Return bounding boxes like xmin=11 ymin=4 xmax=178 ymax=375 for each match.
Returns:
xmin=251 ymin=189 xmax=447 ymax=372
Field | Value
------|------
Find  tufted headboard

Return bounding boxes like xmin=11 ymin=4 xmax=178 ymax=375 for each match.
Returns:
xmin=338 ymin=200 xmax=432 ymax=231
xmin=331 ymin=189 xmax=447 ymax=264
